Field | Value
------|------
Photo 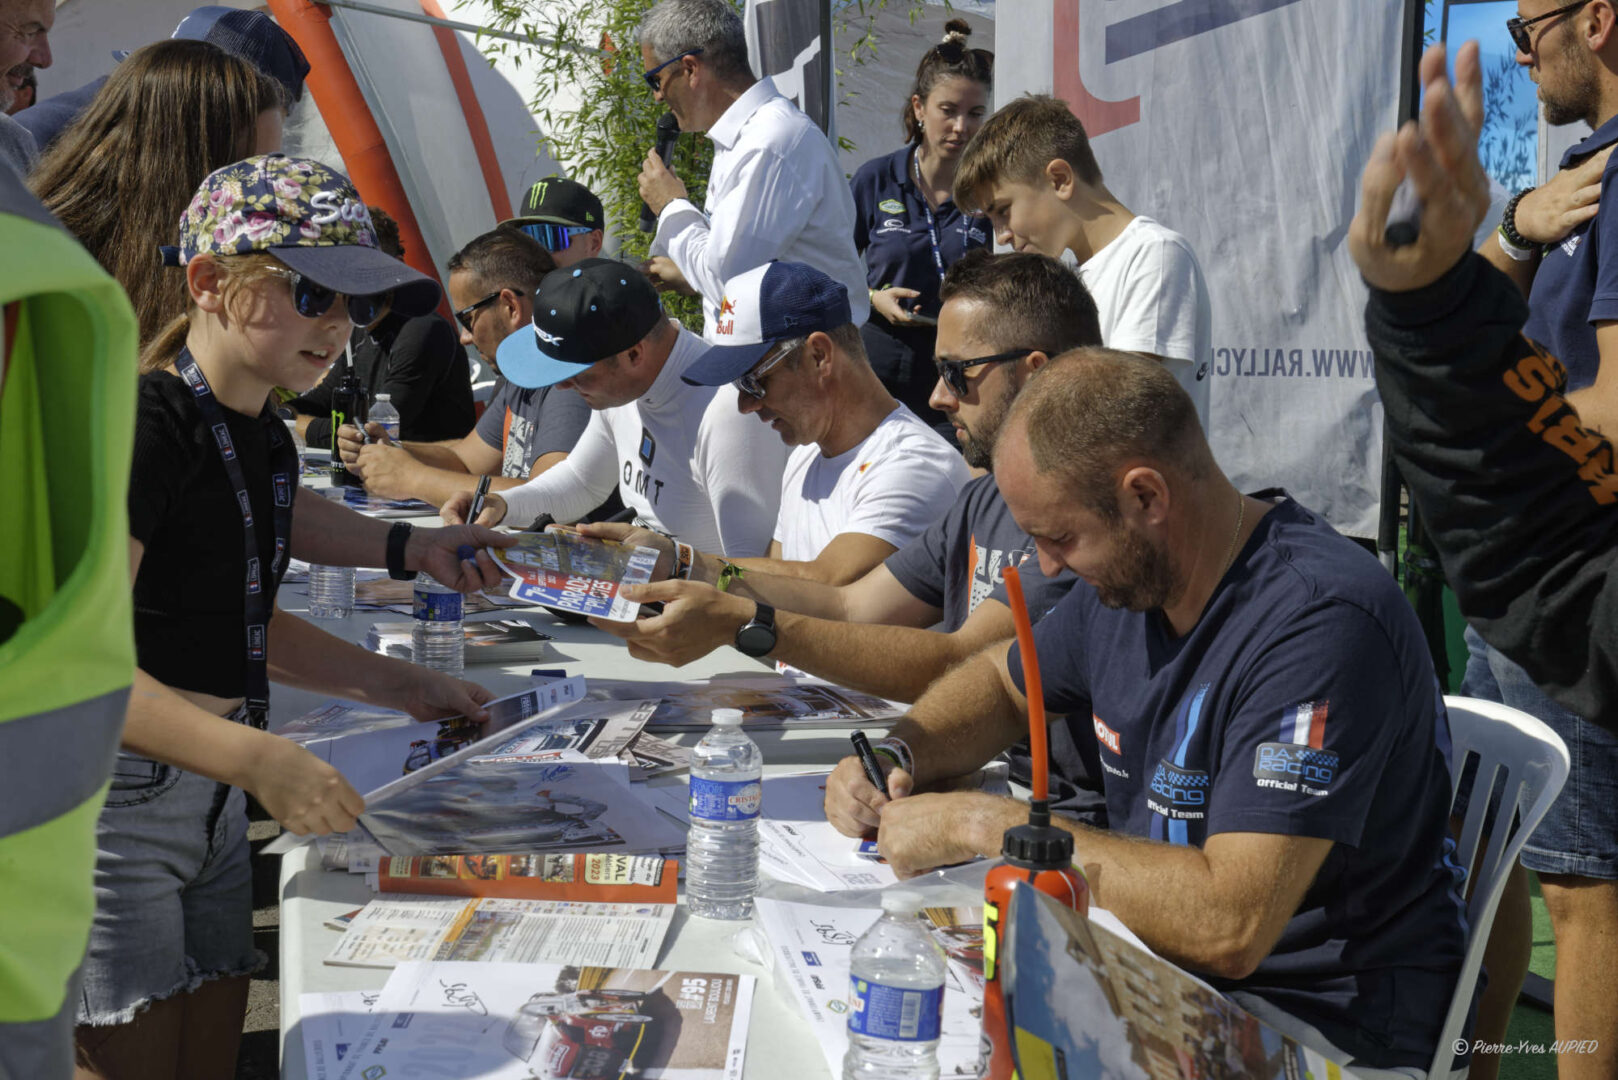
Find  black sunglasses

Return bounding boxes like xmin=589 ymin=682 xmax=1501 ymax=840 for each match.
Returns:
xmin=455 ymin=291 xmax=501 ymax=332
xmin=267 ymin=267 xmax=391 ymax=327
xmin=935 ymin=349 xmax=1034 ymax=398
xmin=644 ymin=48 xmax=703 ymax=92
xmin=1507 ymin=0 xmax=1589 ymax=53
xmin=518 ymin=223 xmax=594 ymax=252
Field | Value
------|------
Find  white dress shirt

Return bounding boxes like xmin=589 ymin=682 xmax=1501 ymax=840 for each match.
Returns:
xmin=652 ymin=77 xmax=869 ymax=341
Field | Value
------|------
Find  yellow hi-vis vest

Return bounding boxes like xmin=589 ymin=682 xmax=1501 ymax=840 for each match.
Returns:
xmin=0 ymin=165 xmax=136 ymax=1054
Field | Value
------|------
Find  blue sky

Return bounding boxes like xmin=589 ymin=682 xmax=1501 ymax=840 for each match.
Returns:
xmin=1429 ymin=1 xmax=1539 ymax=189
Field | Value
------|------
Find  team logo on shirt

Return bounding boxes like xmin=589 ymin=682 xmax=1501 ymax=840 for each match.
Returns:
xmin=1253 ymin=700 xmax=1338 ymax=796
xmin=639 ymin=427 xmax=657 ymax=467
xmin=878 ymin=199 xmax=904 ymax=214
xmin=857 ymin=461 xmax=872 ymax=474
xmin=1563 ymin=235 xmax=1583 ymax=258
xmin=212 ymin=423 xmax=236 ymax=459
xmin=964 ymin=536 xmax=1032 ymax=615
xmin=1092 ymin=714 xmax=1121 ymax=755
xmin=875 ymin=218 xmax=908 ymax=236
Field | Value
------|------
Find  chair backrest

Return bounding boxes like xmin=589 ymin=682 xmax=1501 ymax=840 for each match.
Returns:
xmin=1429 ymin=696 xmax=1570 ymax=1079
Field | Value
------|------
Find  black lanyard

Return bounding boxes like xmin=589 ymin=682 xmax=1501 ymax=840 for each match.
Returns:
xmin=911 ymin=148 xmax=947 ymax=288
xmin=175 ymin=347 xmax=297 ymax=729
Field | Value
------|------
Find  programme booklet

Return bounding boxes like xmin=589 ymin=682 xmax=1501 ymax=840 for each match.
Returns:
xmin=333 ymin=960 xmax=752 ymax=1080
xmin=491 ymin=530 xmax=659 ymax=621
xmin=323 ymin=894 xmax=674 ymax=971
xmin=585 ymin=674 xmax=904 ymax=731
xmin=1001 ymin=884 xmax=1361 ymax=1080
xmin=372 ymin=852 xmax=677 ymax=902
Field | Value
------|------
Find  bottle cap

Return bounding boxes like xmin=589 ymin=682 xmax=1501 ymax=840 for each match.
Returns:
xmin=711 ymin=708 xmax=743 ymax=727
xmin=880 ymin=889 xmax=923 ymax=914
xmin=1000 ymin=819 xmax=1075 ymax=869
xmin=376 ymin=393 xmax=391 ymax=402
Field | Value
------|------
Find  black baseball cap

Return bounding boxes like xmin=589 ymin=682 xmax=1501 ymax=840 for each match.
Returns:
xmin=496 ymin=259 xmax=665 ymax=389
xmin=503 ymin=176 xmax=605 ymax=231
xmin=117 ymin=7 xmax=311 ymax=105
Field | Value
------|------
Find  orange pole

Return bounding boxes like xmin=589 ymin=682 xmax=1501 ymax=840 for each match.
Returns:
xmin=420 ymin=0 xmax=513 ymax=222
xmin=265 ymin=0 xmax=450 ymax=317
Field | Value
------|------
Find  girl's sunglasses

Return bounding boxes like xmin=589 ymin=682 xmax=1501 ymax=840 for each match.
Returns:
xmin=935 ymin=349 xmax=1033 ymax=398
xmin=266 ymin=267 xmax=392 ymax=327
xmin=518 ymin=223 xmax=594 ymax=252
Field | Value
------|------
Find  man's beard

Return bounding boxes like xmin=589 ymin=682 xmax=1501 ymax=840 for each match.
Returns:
xmin=960 ymin=384 xmax=1012 ymax=469
xmin=1544 ymin=33 xmax=1603 ymax=128
xmin=1093 ymin=526 xmax=1176 ymax=612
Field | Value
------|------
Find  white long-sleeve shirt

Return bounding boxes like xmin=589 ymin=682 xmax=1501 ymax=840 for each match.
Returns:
xmin=497 ymin=324 xmax=788 ymax=555
xmin=651 ymin=77 xmax=869 ymax=341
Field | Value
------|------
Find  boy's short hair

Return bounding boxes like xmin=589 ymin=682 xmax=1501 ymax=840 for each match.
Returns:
xmin=954 ymin=94 xmax=1104 ymax=213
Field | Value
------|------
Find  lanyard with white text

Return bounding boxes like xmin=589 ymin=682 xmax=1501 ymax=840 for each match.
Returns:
xmin=174 ymin=346 xmax=297 ymax=728
xmin=911 ymin=147 xmax=947 ymax=288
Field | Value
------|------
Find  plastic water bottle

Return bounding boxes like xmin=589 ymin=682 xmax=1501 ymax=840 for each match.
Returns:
xmin=844 ymin=891 xmax=947 ymax=1080
xmin=686 ymin=708 xmax=761 ymax=919
xmin=412 ymin=576 xmax=464 ymax=676
xmin=369 ymin=393 xmax=401 ymax=443
xmin=307 ymin=564 xmax=355 ymax=620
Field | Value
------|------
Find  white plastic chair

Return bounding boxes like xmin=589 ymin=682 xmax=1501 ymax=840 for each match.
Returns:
xmin=1428 ymin=696 xmax=1570 ymax=1080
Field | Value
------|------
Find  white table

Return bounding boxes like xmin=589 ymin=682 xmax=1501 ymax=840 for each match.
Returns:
xmin=274 ymin=564 xmax=867 ymax=1079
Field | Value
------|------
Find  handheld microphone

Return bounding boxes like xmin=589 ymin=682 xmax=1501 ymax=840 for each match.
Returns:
xmin=640 ymin=112 xmax=682 ymax=233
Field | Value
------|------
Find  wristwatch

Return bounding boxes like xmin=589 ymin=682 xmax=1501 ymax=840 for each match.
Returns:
xmin=386 ymin=520 xmax=417 ymax=581
xmin=734 ymin=601 xmax=777 ymax=658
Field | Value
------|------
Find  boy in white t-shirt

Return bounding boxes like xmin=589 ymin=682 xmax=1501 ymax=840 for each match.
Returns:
xmin=954 ymin=94 xmax=1213 ymax=431
xmin=672 ymin=261 xmax=969 ymax=587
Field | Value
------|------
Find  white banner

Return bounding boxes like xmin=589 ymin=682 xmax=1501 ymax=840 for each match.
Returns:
xmin=998 ymin=0 xmax=1405 ymax=537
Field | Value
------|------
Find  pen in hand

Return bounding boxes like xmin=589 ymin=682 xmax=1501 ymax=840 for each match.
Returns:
xmin=467 ymin=475 xmax=492 ymax=525
xmin=851 ymin=731 xmax=891 ymax=799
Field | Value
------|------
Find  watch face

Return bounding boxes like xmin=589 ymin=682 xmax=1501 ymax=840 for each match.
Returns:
xmin=736 ymin=622 xmax=776 ymax=657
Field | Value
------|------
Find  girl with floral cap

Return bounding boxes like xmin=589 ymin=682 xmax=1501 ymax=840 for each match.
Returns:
xmin=75 ymin=155 xmax=496 ymax=1079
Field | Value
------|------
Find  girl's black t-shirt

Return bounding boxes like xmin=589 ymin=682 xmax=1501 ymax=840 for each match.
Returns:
xmin=129 ymin=370 xmax=289 ymax=698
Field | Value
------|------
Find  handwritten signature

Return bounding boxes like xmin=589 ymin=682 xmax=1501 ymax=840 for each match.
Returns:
xmin=438 ymin=980 xmax=488 ymax=1016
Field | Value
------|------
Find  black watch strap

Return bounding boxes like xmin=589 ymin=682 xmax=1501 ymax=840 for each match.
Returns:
xmin=386 ymin=520 xmax=417 ymax=580
xmin=735 ymin=601 xmax=777 ymax=658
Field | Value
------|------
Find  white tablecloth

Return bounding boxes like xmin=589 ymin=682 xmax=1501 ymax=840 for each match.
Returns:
xmin=273 ymin=554 xmax=866 ymax=1079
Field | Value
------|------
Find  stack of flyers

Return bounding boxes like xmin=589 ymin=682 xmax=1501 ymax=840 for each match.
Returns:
xmin=363 ymin=618 xmax=554 ymax=662
xmin=325 ymin=485 xmax=437 ymax=516
xmin=490 ymin=530 xmax=659 ymax=621
xmin=353 ymin=576 xmax=535 ymax=615
xmin=339 ymin=961 xmax=753 ymax=1080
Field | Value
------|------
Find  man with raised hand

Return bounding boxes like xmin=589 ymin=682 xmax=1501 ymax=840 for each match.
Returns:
xmin=634 ymin=0 xmax=868 ymax=339
xmin=824 ymin=352 xmax=1467 ymax=1073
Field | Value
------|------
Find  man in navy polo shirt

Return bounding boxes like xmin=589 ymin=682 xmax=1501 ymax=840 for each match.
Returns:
xmin=824 ymin=352 xmax=1467 ymax=1073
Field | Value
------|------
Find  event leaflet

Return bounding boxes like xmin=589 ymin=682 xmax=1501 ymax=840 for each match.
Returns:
xmin=358 ymin=701 xmax=685 ymax=856
xmin=333 ymin=960 xmax=753 ymax=1080
xmin=371 ymin=853 xmax=677 ymax=902
xmin=298 ymin=990 xmax=379 ymax=1080
xmin=1001 ymin=885 xmax=1362 ymax=1080
xmin=323 ymin=895 xmax=674 ymax=970
xmin=490 ymin=530 xmax=659 ymax=621
xmin=586 ymin=675 xmax=904 ymax=731
xmin=753 ymin=897 xmax=983 ymax=1077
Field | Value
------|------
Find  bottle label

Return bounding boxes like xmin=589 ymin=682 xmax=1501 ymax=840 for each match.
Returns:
xmin=689 ymin=777 xmax=761 ymax=821
xmin=414 ymin=589 xmax=463 ymax=622
xmin=846 ymin=977 xmax=943 ymax=1042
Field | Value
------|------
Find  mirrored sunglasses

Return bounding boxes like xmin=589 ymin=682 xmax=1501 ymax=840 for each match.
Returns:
xmin=518 ymin=223 xmax=594 ymax=252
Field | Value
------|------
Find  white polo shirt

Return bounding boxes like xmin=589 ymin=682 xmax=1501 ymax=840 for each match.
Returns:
xmin=773 ymin=404 xmax=969 ymax=562
xmin=651 ymin=77 xmax=869 ymax=341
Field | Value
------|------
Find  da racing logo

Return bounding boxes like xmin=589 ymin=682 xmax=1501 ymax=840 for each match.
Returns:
xmin=1057 ymin=0 xmax=1306 ymax=137
xmin=1147 ymin=760 xmax=1208 ymax=820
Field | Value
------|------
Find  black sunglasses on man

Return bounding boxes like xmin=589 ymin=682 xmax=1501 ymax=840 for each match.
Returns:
xmin=1507 ymin=0 xmax=1590 ymax=54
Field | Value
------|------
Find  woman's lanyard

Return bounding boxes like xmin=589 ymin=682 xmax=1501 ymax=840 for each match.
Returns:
xmin=911 ymin=146 xmax=948 ymax=288
xmin=174 ymin=346 xmax=298 ymax=729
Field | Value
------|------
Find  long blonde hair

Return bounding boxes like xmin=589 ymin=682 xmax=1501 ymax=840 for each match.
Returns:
xmin=138 ymin=254 xmax=289 ymax=375
xmin=32 ymin=39 xmax=282 ymax=348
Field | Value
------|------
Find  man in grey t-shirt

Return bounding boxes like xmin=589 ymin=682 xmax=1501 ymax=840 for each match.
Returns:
xmin=589 ymin=251 xmax=1107 ymax=816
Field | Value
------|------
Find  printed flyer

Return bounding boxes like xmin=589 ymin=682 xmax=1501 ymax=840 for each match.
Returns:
xmin=491 ymin=530 xmax=660 ymax=621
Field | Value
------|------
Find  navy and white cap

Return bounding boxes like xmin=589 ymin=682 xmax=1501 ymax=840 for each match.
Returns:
xmin=496 ymin=259 xmax=665 ymax=390
xmin=117 ymin=7 xmax=310 ymax=104
xmin=681 ymin=261 xmax=853 ymax=386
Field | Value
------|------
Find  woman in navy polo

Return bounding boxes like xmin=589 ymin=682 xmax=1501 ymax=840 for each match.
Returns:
xmin=850 ymin=20 xmax=992 ymax=435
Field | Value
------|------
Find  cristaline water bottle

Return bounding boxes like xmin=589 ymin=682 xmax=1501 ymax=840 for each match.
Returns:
xmin=411 ymin=576 xmax=464 ymax=676
xmin=686 ymin=708 xmax=761 ymax=919
xmin=844 ymin=890 xmax=947 ymax=1080
xmin=369 ymin=393 xmax=401 ymax=443
xmin=306 ymin=564 xmax=355 ymax=620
